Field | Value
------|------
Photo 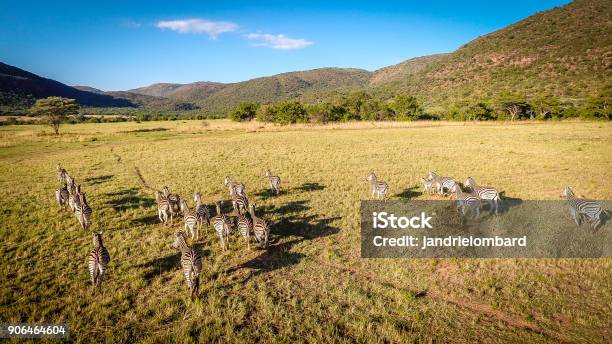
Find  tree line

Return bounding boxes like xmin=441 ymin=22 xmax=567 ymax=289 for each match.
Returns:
xmin=230 ymin=87 xmax=611 ymax=124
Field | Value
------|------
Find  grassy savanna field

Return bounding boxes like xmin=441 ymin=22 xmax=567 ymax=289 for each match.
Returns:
xmin=0 ymin=120 xmax=610 ymax=343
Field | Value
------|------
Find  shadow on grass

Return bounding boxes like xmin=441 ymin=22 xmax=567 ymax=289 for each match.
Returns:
xmin=226 ymin=199 xmax=341 ymax=283
xmin=293 ymin=182 xmax=326 ymax=192
xmin=84 ymin=175 xmax=113 ymax=185
xmin=252 ymin=188 xmax=286 ymax=199
xmin=138 ymin=253 xmax=180 ymax=283
xmin=130 ymin=214 xmax=160 ymax=226
xmin=105 ymin=188 xmax=156 ymax=212
xmin=394 ymin=186 xmax=420 ymax=200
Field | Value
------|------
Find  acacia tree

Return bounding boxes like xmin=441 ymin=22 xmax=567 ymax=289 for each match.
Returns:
xmin=30 ymin=97 xmax=79 ymax=134
xmin=496 ymin=95 xmax=531 ymax=121
xmin=531 ymin=94 xmax=560 ymax=119
xmin=229 ymin=102 xmax=258 ymax=122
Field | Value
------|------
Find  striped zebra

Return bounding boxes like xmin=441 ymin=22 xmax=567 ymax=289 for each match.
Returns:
xmin=55 ymin=184 xmax=69 ymax=209
xmin=366 ymin=172 xmax=388 ymax=200
xmin=193 ymin=192 xmax=211 ymax=232
xmin=56 ymin=164 xmax=69 ymax=184
xmin=224 ymin=176 xmax=246 ymax=198
xmin=232 ymin=194 xmax=249 ymax=215
xmin=171 ymin=231 xmax=202 ymax=300
xmin=465 ymin=177 xmax=501 ymax=214
xmin=265 ymin=169 xmax=281 ymax=195
xmin=561 ymin=186 xmax=605 ymax=229
xmin=155 ymin=191 xmax=171 ymax=225
xmin=162 ymin=186 xmax=181 ymax=223
xmin=212 ymin=201 xmax=232 ymax=251
xmin=249 ymin=203 xmax=270 ymax=248
xmin=67 ymin=181 xmax=79 ymax=212
xmin=420 ymin=177 xmax=434 ymax=195
xmin=74 ymin=192 xmax=93 ymax=231
xmin=428 ymin=171 xmax=457 ymax=196
xmin=88 ymin=232 xmax=110 ymax=294
xmin=180 ymin=199 xmax=199 ymax=241
xmin=237 ymin=211 xmax=253 ymax=250
xmin=451 ymin=184 xmax=481 ymax=218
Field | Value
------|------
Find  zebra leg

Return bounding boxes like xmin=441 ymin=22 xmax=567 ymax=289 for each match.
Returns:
xmin=570 ymin=208 xmax=580 ymax=227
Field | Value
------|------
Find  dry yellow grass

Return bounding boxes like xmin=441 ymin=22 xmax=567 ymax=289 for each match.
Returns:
xmin=0 ymin=120 xmax=610 ymax=343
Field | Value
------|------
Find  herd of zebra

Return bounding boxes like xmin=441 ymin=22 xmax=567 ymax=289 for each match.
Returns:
xmin=367 ymin=171 xmax=607 ymax=228
xmin=54 ymin=164 xmax=280 ymax=298
xmin=54 ymin=163 xmax=605 ymax=298
xmin=55 ymin=164 xmax=109 ymax=294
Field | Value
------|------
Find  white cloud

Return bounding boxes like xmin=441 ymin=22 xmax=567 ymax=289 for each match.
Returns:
xmin=245 ymin=33 xmax=313 ymax=50
xmin=156 ymin=19 xmax=238 ymax=39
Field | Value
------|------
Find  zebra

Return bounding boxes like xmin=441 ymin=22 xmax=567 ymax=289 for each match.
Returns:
xmin=88 ymin=232 xmax=110 ymax=294
xmin=155 ymin=191 xmax=171 ymax=225
xmin=180 ymin=199 xmax=199 ymax=241
xmin=67 ymin=180 xmax=79 ymax=212
xmin=236 ymin=211 xmax=253 ymax=250
xmin=212 ymin=201 xmax=232 ymax=251
xmin=56 ymin=164 xmax=69 ymax=184
xmin=366 ymin=172 xmax=388 ymax=200
xmin=561 ymin=186 xmax=605 ymax=229
xmin=55 ymin=184 xmax=69 ymax=209
xmin=428 ymin=171 xmax=457 ymax=196
xmin=224 ymin=176 xmax=246 ymax=198
xmin=171 ymin=231 xmax=202 ymax=300
xmin=420 ymin=177 xmax=434 ymax=195
xmin=465 ymin=177 xmax=501 ymax=214
xmin=74 ymin=192 xmax=93 ymax=230
xmin=265 ymin=169 xmax=281 ymax=195
xmin=162 ymin=186 xmax=181 ymax=223
xmin=249 ymin=203 xmax=270 ymax=248
xmin=193 ymin=192 xmax=211 ymax=232
xmin=232 ymin=194 xmax=249 ymax=215
xmin=451 ymin=184 xmax=481 ymax=218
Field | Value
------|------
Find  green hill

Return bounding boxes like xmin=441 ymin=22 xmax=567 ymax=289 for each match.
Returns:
xmin=371 ymin=0 xmax=611 ymax=105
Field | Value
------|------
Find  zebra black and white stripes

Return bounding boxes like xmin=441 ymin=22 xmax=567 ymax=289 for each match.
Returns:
xmin=212 ymin=201 xmax=232 ymax=251
xmin=428 ymin=171 xmax=457 ymax=196
xmin=465 ymin=177 xmax=501 ymax=214
xmin=194 ymin=192 xmax=211 ymax=232
xmin=451 ymin=184 xmax=481 ymax=218
xmin=237 ymin=212 xmax=253 ymax=250
xmin=156 ymin=191 xmax=171 ymax=225
xmin=561 ymin=186 xmax=605 ymax=229
xmin=366 ymin=172 xmax=388 ymax=200
xmin=180 ymin=199 xmax=199 ymax=240
xmin=74 ymin=192 xmax=93 ymax=231
xmin=172 ymin=231 xmax=202 ymax=300
xmin=249 ymin=203 xmax=270 ymax=248
xmin=232 ymin=194 xmax=249 ymax=215
xmin=55 ymin=184 xmax=69 ymax=209
xmin=265 ymin=169 xmax=281 ymax=196
xmin=224 ymin=176 xmax=246 ymax=198
xmin=88 ymin=232 xmax=110 ymax=294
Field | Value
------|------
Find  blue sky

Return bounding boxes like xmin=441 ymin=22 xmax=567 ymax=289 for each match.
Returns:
xmin=0 ymin=0 xmax=571 ymax=91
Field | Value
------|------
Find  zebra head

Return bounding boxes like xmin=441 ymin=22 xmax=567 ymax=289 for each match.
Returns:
xmin=427 ymin=171 xmax=438 ymax=181
xmin=172 ymin=231 xmax=188 ymax=250
xmin=161 ymin=186 xmax=170 ymax=197
xmin=93 ymin=232 xmax=103 ymax=247
xmin=224 ymin=176 xmax=232 ymax=187
xmin=265 ymin=169 xmax=272 ymax=177
xmin=180 ymin=199 xmax=189 ymax=213
xmin=465 ymin=177 xmax=476 ymax=189
xmin=215 ymin=201 xmax=223 ymax=215
xmin=561 ymin=186 xmax=574 ymax=198
xmin=248 ymin=203 xmax=256 ymax=217
xmin=366 ymin=172 xmax=377 ymax=182
xmin=194 ymin=192 xmax=201 ymax=203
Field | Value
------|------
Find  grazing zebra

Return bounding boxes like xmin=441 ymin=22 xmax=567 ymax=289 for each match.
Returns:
xmin=561 ymin=186 xmax=605 ymax=229
xmin=162 ymin=186 xmax=181 ymax=223
xmin=180 ymin=199 xmax=199 ymax=241
xmin=249 ymin=203 xmax=270 ymax=248
xmin=265 ymin=169 xmax=281 ymax=195
xmin=74 ymin=192 xmax=93 ymax=230
xmin=55 ymin=184 xmax=69 ymax=209
xmin=193 ymin=192 xmax=211 ymax=232
xmin=171 ymin=231 xmax=202 ymax=300
xmin=232 ymin=194 xmax=249 ymax=215
xmin=88 ymin=232 xmax=110 ymax=294
xmin=56 ymin=164 xmax=69 ymax=184
xmin=155 ymin=191 xmax=171 ymax=225
xmin=224 ymin=176 xmax=246 ymax=197
xmin=451 ymin=184 xmax=481 ymax=218
xmin=236 ymin=211 xmax=253 ymax=250
xmin=366 ymin=172 xmax=388 ymax=200
xmin=212 ymin=201 xmax=232 ymax=251
xmin=420 ymin=177 xmax=434 ymax=195
xmin=428 ymin=171 xmax=457 ymax=196
xmin=465 ymin=177 xmax=501 ymax=214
